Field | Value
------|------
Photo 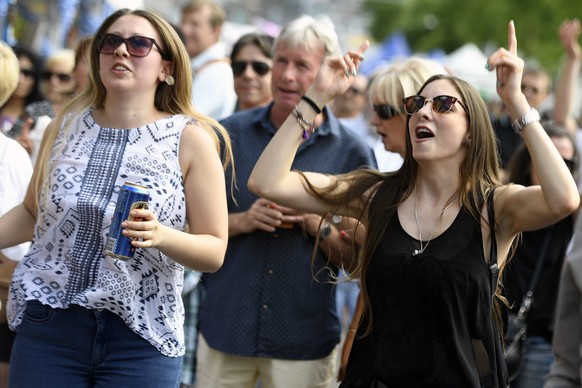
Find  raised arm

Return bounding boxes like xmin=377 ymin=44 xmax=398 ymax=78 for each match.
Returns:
xmin=553 ymin=18 xmax=581 ymax=133
xmin=247 ymin=42 xmax=369 ymax=217
xmin=487 ymin=21 xmax=580 ymax=240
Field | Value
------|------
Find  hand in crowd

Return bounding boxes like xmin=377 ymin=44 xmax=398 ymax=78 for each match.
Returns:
xmin=486 ymin=20 xmax=529 ymax=118
xmin=14 ymin=117 xmax=34 ymax=156
xmin=307 ymin=41 xmax=369 ymax=107
xmin=234 ymin=198 xmax=302 ymax=234
xmin=559 ymin=18 xmax=581 ymax=60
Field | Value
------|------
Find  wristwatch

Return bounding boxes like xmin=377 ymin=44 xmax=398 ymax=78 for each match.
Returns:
xmin=511 ymin=108 xmax=540 ymax=134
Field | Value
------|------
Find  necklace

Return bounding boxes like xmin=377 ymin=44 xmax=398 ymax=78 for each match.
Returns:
xmin=412 ymin=188 xmax=456 ymax=256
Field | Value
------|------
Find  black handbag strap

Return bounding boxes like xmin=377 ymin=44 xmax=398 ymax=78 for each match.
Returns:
xmin=487 ymin=189 xmax=499 ymax=298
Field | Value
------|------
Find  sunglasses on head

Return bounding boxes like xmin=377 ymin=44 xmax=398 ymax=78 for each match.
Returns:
xmin=373 ymin=104 xmax=398 ymax=120
xmin=42 ymin=71 xmax=72 ymax=82
xmin=20 ymin=68 xmax=35 ymax=78
xmin=98 ymin=33 xmax=166 ymax=59
xmin=231 ymin=61 xmax=271 ymax=76
xmin=402 ymin=95 xmax=467 ymax=115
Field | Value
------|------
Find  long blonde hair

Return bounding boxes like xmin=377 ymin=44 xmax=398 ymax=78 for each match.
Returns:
xmin=33 ymin=8 xmax=234 ymax=210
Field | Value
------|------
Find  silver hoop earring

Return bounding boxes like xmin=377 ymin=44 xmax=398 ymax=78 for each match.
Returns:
xmin=165 ymin=75 xmax=175 ymax=86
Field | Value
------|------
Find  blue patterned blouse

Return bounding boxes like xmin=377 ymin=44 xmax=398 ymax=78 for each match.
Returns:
xmin=8 ymin=109 xmax=191 ymax=357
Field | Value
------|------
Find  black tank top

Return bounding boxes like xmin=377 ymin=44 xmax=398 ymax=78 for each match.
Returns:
xmin=341 ymin=192 xmax=507 ymax=387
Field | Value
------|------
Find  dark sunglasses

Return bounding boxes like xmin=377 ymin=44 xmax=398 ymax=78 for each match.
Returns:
xmin=402 ymin=95 xmax=467 ymax=115
xmin=98 ymin=33 xmax=166 ymax=59
xmin=373 ymin=104 xmax=398 ymax=120
xmin=42 ymin=71 xmax=72 ymax=82
xmin=20 ymin=68 xmax=35 ymax=78
xmin=231 ymin=61 xmax=271 ymax=76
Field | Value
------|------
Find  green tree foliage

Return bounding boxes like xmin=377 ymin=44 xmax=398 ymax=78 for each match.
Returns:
xmin=363 ymin=0 xmax=580 ymax=77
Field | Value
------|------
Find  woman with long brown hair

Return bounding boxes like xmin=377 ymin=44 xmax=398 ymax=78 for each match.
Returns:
xmin=248 ymin=21 xmax=579 ymax=387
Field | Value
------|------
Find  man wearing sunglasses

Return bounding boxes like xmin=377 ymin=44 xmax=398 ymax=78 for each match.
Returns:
xmin=197 ymin=15 xmax=376 ymax=388
xmin=230 ymin=32 xmax=275 ymax=112
xmin=180 ymin=0 xmax=236 ymax=121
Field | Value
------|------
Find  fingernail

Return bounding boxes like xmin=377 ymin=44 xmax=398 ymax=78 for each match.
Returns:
xmin=484 ymin=62 xmax=490 ymax=71
xmin=497 ymin=79 xmax=502 ymax=87
xmin=358 ymin=53 xmax=365 ymax=60
xmin=345 ymin=69 xmax=350 ymax=77
xmin=352 ymin=69 xmax=357 ymax=76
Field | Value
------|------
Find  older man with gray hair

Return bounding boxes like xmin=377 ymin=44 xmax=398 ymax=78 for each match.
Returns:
xmin=196 ymin=15 xmax=376 ymax=388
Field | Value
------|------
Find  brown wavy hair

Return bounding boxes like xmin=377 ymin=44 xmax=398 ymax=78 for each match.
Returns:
xmin=300 ymin=74 xmax=508 ymax=334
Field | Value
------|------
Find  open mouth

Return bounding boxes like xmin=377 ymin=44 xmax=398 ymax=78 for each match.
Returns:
xmin=415 ymin=127 xmax=434 ymax=139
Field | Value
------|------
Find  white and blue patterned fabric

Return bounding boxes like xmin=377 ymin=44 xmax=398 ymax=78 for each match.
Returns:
xmin=8 ymin=109 xmax=192 ymax=357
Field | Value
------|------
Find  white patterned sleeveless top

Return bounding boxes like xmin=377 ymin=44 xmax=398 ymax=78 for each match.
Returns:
xmin=8 ymin=109 xmax=193 ymax=357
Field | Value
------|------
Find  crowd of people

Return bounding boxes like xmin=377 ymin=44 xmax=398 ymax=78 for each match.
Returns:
xmin=0 ymin=2 xmax=581 ymax=388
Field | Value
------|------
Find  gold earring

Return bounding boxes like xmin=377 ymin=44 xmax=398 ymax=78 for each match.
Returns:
xmin=165 ymin=75 xmax=175 ymax=86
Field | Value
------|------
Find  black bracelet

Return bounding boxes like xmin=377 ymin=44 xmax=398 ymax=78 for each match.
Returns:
xmin=301 ymin=95 xmax=322 ymax=114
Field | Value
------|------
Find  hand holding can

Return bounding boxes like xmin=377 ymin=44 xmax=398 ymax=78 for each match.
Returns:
xmin=104 ymin=182 xmax=150 ymax=260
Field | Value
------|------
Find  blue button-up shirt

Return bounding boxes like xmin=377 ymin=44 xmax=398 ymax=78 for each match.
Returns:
xmin=199 ymin=104 xmax=377 ymax=360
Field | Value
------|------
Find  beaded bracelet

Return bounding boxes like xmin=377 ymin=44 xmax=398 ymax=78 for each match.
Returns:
xmin=292 ymin=105 xmax=315 ymax=139
xmin=301 ymin=95 xmax=322 ymax=114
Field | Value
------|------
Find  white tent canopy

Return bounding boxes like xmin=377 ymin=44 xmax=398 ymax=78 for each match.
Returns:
xmin=444 ymin=43 xmax=498 ymax=102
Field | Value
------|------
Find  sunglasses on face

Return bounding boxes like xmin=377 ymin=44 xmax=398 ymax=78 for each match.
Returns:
xmin=231 ymin=61 xmax=271 ymax=76
xmin=98 ymin=33 xmax=166 ymax=59
xmin=373 ymin=104 xmax=398 ymax=120
xmin=42 ymin=71 xmax=72 ymax=82
xmin=402 ymin=95 xmax=468 ymax=115
xmin=20 ymin=68 xmax=35 ymax=78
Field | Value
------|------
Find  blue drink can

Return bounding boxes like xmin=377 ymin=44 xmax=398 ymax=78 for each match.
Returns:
xmin=104 ymin=182 xmax=150 ymax=260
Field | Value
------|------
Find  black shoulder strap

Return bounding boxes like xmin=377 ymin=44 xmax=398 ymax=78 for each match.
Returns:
xmin=487 ymin=189 xmax=499 ymax=298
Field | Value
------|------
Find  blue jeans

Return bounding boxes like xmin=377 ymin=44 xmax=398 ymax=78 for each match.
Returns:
xmin=511 ymin=335 xmax=554 ymax=388
xmin=9 ymin=301 xmax=183 ymax=388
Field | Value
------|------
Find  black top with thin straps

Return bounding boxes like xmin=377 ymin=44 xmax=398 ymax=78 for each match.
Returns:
xmin=341 ymin=190 xmax=507 ymax=388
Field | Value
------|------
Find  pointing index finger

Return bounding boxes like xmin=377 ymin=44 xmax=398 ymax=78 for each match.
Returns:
xmin=358 ymin=40 xmax=370 ymax=58
xmin=508 ymin=20 xmax=517 ymax=55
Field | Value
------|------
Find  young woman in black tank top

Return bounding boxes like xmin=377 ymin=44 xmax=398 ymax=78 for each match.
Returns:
xmin=248 ymin=21 xmax=580 ymax=388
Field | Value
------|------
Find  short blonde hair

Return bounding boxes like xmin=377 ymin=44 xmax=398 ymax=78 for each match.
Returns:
xmin=0 ymin=42 xmax=19 ymax=106
xmin=368 ymin=57 xmax=447 ymax=115
xmin=45 ymin=48 xmax=76 ymax=73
